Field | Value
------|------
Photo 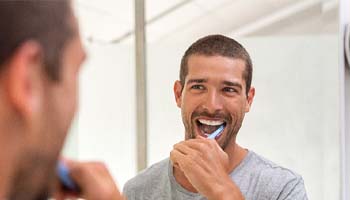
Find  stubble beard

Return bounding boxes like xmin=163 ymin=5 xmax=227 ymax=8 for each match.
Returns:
xmin=8 ymin=151 xmax=56 ymax=200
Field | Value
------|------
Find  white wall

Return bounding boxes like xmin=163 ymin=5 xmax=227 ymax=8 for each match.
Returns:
xmin=147 ymin=36 xmax=340 ymax=200
xmin=239 ymin=36 xmax=340 ymax=200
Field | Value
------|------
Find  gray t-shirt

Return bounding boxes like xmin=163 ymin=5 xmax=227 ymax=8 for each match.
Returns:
xmin=123 ymin=151 xmax=308 ymax=200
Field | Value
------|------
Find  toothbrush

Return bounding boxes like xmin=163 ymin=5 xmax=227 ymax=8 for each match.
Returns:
xmin=57 ymin=161 xmax=80 ymax=192
xmin=207 ymin=125 xmax=225 ymax=139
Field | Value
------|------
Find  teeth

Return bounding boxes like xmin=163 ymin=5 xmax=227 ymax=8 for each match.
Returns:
xmin=198 ymin=119 xmax=224 ymax=126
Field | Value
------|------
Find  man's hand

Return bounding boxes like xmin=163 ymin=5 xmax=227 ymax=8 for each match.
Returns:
xmin=170 ymin=136 xmax=244 ymax=200
xmin=53 ymin=160 xmax=124 ymax=200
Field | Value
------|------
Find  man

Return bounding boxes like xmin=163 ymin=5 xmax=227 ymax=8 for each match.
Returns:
xmin=123 ymin=35 xmax=308 ymax=200
xmin=0 ymin=1 xmax=122 ymax=199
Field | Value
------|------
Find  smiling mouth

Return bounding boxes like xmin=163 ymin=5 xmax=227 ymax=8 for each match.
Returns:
xmin=196 ymin=119 xmax=226 ymax=138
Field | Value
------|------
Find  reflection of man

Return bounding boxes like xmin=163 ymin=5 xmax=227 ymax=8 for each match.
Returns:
xmin=124 ymin=35 xmax=308 ymax=200
xmin=0 ymin=1 xmax=122 ymax=199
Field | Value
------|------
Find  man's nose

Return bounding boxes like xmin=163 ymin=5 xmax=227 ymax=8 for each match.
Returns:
xmin=202 ymin=90 xmax=223 ymax=114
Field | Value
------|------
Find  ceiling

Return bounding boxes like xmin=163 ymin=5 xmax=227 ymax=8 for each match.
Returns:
xmin=73 ymin=0 xmax=339 ymax=44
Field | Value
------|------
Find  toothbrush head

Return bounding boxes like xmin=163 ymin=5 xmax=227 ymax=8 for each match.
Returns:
xmin=207 ymin=124 xmax=225 ymax=139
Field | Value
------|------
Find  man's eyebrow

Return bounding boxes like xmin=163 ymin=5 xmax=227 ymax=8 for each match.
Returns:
xmin=222 ymin=81 xmax=242 ymax=89
xmin=186 ymin=79 xmax=207 ymax=84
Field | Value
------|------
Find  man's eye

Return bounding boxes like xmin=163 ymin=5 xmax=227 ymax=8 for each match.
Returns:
xmin=191 ymin=85 xmax=204 ymax=90
xmin=223 ymin=87 xmax=237 ymax=93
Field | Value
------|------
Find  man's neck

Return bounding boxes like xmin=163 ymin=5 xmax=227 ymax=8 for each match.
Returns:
xmin=0 ymin=114 xmax=25 ymax=199
xmin=172 ymin=142 xmax=248 ymax=193
xmin=0 ymin=138 xmax=22 ymax=198
xmin=0 ymin=101 xmax=27 ymax=198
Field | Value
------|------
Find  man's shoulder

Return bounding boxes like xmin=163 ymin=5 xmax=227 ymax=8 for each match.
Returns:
xmin=247 ymin=151 xmax=303 ymax=182
xmin=123 ymin=158 xmax=170 ymax=193
xmin=237 ymin=151 xmax=307 ymax=199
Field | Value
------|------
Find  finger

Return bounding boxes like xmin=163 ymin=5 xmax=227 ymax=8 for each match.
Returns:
xmin=195 ymin=134 xmax=206 ymax=140
xmin=63 ymin=161 xmax=104 ymax=195
xmin=170 ymin=149 xmax=187 ymax=167
xmin=169 ymin=149 xmax=180 ymax=169
xmin=170 ymin=148 xmax=207 ymax=173
xmin=191 ymin=137 xmax=222 ymax=150
xmin=66 ymin=161 xmax=122 ymax=199
xmin=170 ymin=149 xmax=184 ymax=162
xmin=178 ymin=139 xmax=213 ymax=152
xmin=68 ymin=161 xmax=109 ymax=186
xmin=173 ymin=142 xmax=199 ymax=156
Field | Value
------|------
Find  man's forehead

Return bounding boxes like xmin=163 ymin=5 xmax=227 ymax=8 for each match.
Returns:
xmin=186 ymin=55 xmax=246 ymax=78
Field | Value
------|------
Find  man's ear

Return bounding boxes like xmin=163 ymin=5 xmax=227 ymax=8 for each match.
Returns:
xmin=245 ymin=87 xmax=255 ymax=112
xmin=4 ymin=41 xmax=43 ymax=119
xmin=173 ymin=80 xmax=183 ymax=108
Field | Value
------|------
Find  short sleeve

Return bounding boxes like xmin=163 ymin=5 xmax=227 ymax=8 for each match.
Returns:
xmin=277 ymin=176 xmax=308 ymax=200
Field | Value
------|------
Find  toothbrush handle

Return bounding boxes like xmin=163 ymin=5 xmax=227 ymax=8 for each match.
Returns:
xmin=57 ymin=161 xmax=80 ymax=192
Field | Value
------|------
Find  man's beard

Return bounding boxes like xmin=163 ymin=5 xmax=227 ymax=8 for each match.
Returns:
xmin=183 ymin=109 xmax=244 ymax=150
xmin=8 ymin=152 xmax=55 ymax=200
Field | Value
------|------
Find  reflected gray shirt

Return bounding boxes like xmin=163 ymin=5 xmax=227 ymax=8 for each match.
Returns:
xmin=123 ymin=151 xmax=308 ymax=200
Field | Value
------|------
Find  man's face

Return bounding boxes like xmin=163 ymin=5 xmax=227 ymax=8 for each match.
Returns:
xmin=174 ymin=55 xmax=254 ymax=149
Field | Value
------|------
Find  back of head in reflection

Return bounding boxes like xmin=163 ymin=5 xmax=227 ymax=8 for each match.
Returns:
xmin=0 ymin=1 xmax=123 ymax=200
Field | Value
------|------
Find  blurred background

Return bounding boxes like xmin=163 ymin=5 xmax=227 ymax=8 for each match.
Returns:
xmin=61 ymin=0 xmax=349 ymax=199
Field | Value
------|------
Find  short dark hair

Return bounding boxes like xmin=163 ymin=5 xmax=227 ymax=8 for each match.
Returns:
xmin=180 ymin=34 xmax=253 ymax=95
xmin=0 ymin=0 xmax=74 ymax=81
